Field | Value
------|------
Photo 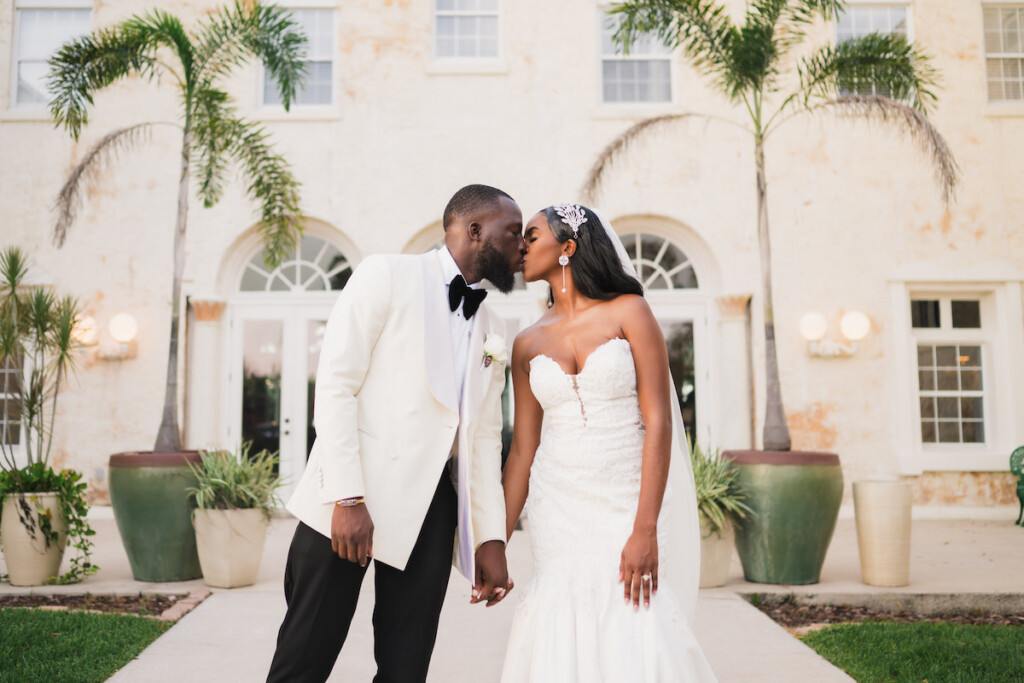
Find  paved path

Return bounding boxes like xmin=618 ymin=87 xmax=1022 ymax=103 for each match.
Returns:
xmin=5 ymin=512 xmax=1022 ymax=681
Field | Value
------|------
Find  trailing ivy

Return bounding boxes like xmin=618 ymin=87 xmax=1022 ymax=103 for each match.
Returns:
xmin=0 ymin=462 xmax=98 ymax=584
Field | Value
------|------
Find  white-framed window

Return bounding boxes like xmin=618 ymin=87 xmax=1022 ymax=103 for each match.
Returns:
xmin=10 ymin=2 xmax=92 ymax=109
xmin=911 ymin=296 xmax=988 ymax=446
xmin=983 ymin=6 xmax=1024 ymax=102
xmin=835 ymin=2 xmax=910 ymax=97
xmin=600 ymin=10 xmax=672 ymax=104
xmin=1 ymin=355 xmax=23 ymax=448
xmin=891 ymin=277 xmax=1024 ymax=474
xmin=262 ymin=8 xmax=334 ymax=107
xmin=433 ymin=0 xmax=500 ymax=60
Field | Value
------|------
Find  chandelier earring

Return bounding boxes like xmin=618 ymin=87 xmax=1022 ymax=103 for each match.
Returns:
xmin=558 ymin=254 xmax=570 ymax=293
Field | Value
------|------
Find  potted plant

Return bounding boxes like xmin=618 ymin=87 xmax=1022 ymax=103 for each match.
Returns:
xmin=691 ymin=443 xmax=751 ymax=588
xmin=584 ymin=0 xmax=958 ymax=584
xmin=46 ymin=2 xmax=307 ymax=581
xmin=187 ymin=444 xmax=282 ymax=588
xmin=0 ymin=247 xmax=96 ymax=586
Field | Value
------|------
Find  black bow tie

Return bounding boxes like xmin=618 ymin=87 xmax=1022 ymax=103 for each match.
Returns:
xmin=448 ymin=274 xmax=487 ymax=319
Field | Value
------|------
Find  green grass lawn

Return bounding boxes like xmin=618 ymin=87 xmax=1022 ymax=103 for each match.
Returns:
xmin=802 ymin=621 xmax=1024 ymax=683
xmin=0 ymin=607 xmax=171 ymax=683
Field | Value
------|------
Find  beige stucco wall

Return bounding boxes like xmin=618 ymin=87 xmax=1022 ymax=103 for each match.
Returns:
xmin=0 ymin=0 xmax=1021 ymax=507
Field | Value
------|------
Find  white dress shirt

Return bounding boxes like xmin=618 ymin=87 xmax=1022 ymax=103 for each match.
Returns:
xmin=437 ymin=246 xmax=481 ymax=408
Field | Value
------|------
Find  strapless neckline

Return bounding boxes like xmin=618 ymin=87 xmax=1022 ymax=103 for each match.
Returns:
xmin=528 ymin=337 xmax=629 ymax=378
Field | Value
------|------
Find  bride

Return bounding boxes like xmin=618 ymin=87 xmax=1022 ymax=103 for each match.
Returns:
xmin=500 ymin=204 xmax=717 ymax=682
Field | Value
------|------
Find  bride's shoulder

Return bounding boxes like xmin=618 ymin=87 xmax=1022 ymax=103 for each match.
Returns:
xmin=609 ymin=293 xmax=653 ymax=317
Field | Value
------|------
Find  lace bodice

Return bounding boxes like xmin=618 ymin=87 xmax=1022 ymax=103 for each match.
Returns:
xmin=526 ymin=337 xmax=653 ymax=568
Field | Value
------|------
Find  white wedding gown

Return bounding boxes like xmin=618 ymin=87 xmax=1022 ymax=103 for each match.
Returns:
xmin=501 ymin=338 xmax=717 ymax=682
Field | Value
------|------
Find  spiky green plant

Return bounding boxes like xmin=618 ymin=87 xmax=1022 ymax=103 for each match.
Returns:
xmin=187 ymin=443 xmax=283 ymax=520
xmin=47 ymin=1 xmax=308 ymax=453
xmin=690 ymin=443 xmax=751 ymax=536
xmin=584 ymin=0 xmax=960 ymax=452
xmin=0 ymin=246 xmax=97 ymax=584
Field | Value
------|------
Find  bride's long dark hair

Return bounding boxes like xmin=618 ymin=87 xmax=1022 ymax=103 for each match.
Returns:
xmin=543 ymin=205 xmax=643 ymax=301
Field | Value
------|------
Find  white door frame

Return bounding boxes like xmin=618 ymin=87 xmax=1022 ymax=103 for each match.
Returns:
xmin=224 ymin=293 xmax=337 ymax=500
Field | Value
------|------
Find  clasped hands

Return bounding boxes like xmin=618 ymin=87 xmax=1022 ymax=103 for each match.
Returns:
xmin=330 ymin=504 xmax=513 ymax=607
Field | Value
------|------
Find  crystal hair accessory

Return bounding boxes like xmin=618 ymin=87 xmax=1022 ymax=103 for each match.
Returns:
xmin=554 ymin=203 xmax=587 ymax=237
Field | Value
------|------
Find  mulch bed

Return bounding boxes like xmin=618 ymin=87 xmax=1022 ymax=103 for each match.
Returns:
xmin=0 ymin=593 xmax=183 ymax=617
xmin=757 ymin=601 xmax=1024 ymax=628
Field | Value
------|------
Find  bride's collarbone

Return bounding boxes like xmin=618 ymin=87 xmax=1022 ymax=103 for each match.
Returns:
xmin=532 ymin=336 xmax=628 ymax=377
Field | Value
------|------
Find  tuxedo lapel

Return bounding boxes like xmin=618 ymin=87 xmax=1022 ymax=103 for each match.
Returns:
xmin=461 ymin=304 xmax=494 ymax=428
xmin=420 ymin=252 xmax=459 ymax=413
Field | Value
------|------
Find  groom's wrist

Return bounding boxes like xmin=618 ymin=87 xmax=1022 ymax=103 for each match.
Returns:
xmin=335 ymin=497 xmax=365 ymax=507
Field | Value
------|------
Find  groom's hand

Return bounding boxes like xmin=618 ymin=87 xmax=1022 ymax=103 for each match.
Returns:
xmin=472 ymin=540 xmax=510 ymax=607
xmin=331 ymin=502 xmax=374 ymax=567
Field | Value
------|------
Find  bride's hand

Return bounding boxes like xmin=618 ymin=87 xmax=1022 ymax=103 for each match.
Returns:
xmin=619 ymin=528 xmax=658 ymax=610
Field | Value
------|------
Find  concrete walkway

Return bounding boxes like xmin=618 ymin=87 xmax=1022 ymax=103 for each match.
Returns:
xmin=3 ymin=512 xmax=1023 ymax=682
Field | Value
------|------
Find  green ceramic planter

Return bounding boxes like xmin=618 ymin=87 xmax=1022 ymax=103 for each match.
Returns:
xmin=108 ymin=452 xmax=203 ymax=582
xmin=724 ymin=450 xmax=843 ymax=585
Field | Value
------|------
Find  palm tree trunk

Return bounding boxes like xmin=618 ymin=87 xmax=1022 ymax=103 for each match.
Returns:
xmin=755 ymin=138 xmax=791 ymax=452
xmin=153 ymin=128 xmax=190 ymax=453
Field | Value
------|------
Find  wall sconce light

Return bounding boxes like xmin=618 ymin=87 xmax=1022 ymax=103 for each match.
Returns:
xmin=73 ymin=316 xmax=99 ymax=347
xmin=98 ymin=313 xmax=138 ymax=360
xmin=800 ymin=310 xmax=871 ymax=358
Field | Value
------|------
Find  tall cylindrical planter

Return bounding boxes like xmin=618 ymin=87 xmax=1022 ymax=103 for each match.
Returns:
xmin=699 ymin=519 xmax=734 ymax=588
xmin=853 ymin=480 xmax=912 ymax=587
xmin=193 ymin=509 xmax=270 ymax=588
xmin=724 ymin=451 xmax=843 ymax=585
xmin=0 ymin=493 xmax=67 ymax=586
xmin=109 ymin=452 xmax=202 ymax=582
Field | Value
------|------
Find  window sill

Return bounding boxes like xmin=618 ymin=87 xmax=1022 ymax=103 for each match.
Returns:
xmin=254 ymin=107 xmax=341 ymax=122
xmin=0 ymin=109 xmax=53 ymax=122
xmin=985 ymin=103 xmax=1024 ymax=118
xmin=426 ymin=60 xmax=507 ymax=75
xmin=901 ymin=448 xmax=1010 ymax=473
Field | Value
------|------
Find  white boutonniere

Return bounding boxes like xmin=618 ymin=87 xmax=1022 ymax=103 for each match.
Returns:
xmin=481 ymin=334 xmax=508 ymax=369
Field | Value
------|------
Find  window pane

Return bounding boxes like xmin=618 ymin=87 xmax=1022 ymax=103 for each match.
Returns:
xmin=960 ymin=369 xmax=983 ymax=391
xmin=957 ymin=345 xmax=982 ymax=368
xmin=960 ymin=397 xmax=984 ymax=419
xmin=921 ymin=421 xmax=937 ymax=443
xmin=938 ymin=421 xmax=960 ymax=443
xmin=919 ymin=396 xmax=936 ymax=419
xmin=917 ymin=345 xmax=934 ymax=367
xmin=962 ymin=421 xmax=985 ymax=443
xmin=951 ymin=300 xmax=981 ymax=328
xmin=937 ymin=397 xmax=959 ymax=419
xmin=918 ymin=370 xmax=935 ymax=391
xmin=935 ymin=346 xmax=957 ymax=367
xmin=936 ymin=370 xmax=959 ymax=391
xmin=910 ymin=300 xmax=940 ymax=328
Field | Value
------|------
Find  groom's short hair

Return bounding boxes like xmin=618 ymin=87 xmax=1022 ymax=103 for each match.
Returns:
xmin=442 ymin=184 xmax=514 ymax=231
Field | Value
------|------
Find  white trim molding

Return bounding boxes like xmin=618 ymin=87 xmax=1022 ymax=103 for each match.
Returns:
xmin=888 ymin=272 xmax=1024 ymax=474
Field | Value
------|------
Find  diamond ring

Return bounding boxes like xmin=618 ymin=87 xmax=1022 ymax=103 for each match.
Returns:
xmin=641 ymin=574 xmax=652 ymax=581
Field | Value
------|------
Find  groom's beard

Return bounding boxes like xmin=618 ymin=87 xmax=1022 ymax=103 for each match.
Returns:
xmin=476 ymin=240 xmax=517 ymax=293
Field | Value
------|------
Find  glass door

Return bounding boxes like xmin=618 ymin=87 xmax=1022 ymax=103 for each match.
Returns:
xmin=229 ymin=303 xmax=332 ymax=501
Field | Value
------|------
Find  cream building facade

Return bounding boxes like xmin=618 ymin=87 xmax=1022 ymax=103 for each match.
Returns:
xmin=1 ymin=0 xmax=1022 ymax=512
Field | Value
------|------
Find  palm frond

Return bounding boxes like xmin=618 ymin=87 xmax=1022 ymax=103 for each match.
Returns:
xmin=191 ymin=87 xmax=234 ymax=208
xmin=48 ymin=26 xmax=161 ymax=139
xmin=582 ymin=113 xmax=744 ymax=201
xmin=795 ymin=33 xmax=939 ymax=113
xmin=801 ymin=95 xmax=960 ymax=203
xmin=219 ymin=116 xmax=303 ymax=267
xmin=776 ymin=0 xmax=842 ymax=49
xmin=612 ymin=0 xmax=739 ymax=100
xmin=193 ymin=1 xmax=308 ymax=110
xmin=120 ymin=9 xmax=196 ymax=85
xmin=53 ymin=123 xmax=168 ymax=247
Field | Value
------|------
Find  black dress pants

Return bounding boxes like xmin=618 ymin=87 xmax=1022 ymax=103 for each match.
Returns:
xmin=267 ymin=474 xmax=458 ymax=683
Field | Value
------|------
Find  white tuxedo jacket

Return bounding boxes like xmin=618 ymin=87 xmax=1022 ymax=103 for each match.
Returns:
xmin=286 ymin=251 xmax=508 ymax=578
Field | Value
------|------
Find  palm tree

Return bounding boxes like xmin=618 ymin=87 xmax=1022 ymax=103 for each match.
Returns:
xmin=584 ymin=0 xmax=959 ymax=452
xmin=47 ymin=1 xmax=308 ymax=453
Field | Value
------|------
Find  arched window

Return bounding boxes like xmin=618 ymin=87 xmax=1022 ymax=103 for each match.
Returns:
xmin=622 ymin=233 xmax=698 ymax=290
xmin=239 ymin=236 xmax=352 ymax=292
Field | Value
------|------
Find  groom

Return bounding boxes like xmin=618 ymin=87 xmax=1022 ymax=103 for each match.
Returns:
xmin=267 ymin=184 xmax=525 ymax=683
